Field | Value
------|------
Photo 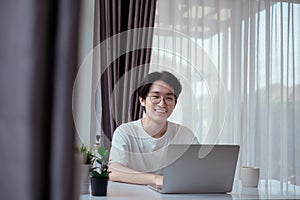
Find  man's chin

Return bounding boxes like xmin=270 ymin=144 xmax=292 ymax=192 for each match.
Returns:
xmin=153 ymin=113 xmax=169 ymax=121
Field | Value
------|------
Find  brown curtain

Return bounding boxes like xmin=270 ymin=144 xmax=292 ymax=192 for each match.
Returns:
xmin=94 ymin=0 xmax=157 ymax=142
xmin=0 ymin=1 xmax=80 ymax=200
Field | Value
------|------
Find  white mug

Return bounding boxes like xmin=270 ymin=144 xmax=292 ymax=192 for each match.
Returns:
xmin=241 ymin=166 xmax=260 ymax=187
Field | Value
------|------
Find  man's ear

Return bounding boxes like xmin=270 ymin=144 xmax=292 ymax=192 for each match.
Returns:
xmin=139 ymin=96 xmax=146 ymax=107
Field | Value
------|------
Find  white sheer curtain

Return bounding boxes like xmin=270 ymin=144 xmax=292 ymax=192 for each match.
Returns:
xmin=151 ymin=0 xmax=300 ymax=185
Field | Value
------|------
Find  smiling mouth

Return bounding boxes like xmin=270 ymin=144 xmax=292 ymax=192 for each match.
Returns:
xmin=155 ymin=108 xmax=167 ymax=113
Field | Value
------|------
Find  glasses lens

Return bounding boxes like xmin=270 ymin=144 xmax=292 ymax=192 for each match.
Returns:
xmin=150 ymin=96 xmax=161 ymax=104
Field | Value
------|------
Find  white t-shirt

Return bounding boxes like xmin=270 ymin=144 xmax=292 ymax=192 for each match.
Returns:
xmin=109 ymin=119 xmax=198 ymax=175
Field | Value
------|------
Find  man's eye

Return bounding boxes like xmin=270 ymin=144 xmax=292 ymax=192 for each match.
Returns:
xmin=152 ymin=96 xmax=160 ymax=99
xmin=166 ymin=97 xmax=174 ymax=101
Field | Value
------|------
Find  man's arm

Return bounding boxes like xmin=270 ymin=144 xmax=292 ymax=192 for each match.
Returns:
xmin=108 ymin=162 xmax=163 ymax=186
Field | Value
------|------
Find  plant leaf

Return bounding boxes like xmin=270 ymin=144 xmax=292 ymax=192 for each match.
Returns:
xmin=97 ymin=146 xmax=109 ymax=162
xmin=90 ymin=171 xmax=100 ymax=177
xmin=90 ymin=170 xmax=110 ymax=179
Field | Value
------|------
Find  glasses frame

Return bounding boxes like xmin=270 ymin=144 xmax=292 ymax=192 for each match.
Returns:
xmin=147 ymin=94 xmax=176 ymax=106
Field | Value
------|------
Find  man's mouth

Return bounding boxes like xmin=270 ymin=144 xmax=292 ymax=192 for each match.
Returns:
xmin=155 ymin=108 xmax=167 ymax=113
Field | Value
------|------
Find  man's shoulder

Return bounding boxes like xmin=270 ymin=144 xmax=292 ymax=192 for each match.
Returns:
xmin=167 ymin=121 xmax=198 ymax=144
xmin=113 ymin=119 xmax=142 ymax=137
xmin=117 ymin=119 xmax=141 ymax=130
xmin=167 ymin=121 xmax=191 ymax=132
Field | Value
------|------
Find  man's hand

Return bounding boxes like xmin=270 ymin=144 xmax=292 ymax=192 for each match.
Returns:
xmin=154 ymin=174 xmax=163 ymax=187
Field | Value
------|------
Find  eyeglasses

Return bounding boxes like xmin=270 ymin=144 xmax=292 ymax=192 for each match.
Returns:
xmin=147 ymin=94 xmax=176 ymax=106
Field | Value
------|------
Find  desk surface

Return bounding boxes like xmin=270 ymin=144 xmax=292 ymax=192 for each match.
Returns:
xmin=80 ymin=179 xmax=300 ymax=200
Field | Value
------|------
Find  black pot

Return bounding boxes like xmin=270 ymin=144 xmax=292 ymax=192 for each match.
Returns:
xmin=90 ymin=177 xmax=108 ymax=196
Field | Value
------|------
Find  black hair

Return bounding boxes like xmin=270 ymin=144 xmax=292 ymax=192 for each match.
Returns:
xmin=137 ymin=71 xmax=182 ymax=100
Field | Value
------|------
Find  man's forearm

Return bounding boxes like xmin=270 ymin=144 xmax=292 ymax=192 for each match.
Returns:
xmin=108 ymin=163 xmax=163 ymax=186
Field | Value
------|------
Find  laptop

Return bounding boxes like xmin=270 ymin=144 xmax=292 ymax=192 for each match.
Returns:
xmin=148 ymin=144 xmax=240 ymax=194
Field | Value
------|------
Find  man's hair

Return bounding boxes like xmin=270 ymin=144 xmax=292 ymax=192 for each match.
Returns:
xmin=137 ymin=71 xmax=182 ymax=100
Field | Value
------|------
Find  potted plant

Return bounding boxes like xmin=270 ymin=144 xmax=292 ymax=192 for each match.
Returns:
xmin=75 ymin=144 xmax=94 ymax=194
xmin=89 ymin=146 xmax=110 ymax=196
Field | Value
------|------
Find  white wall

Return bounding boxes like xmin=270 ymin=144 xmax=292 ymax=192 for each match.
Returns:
xmin=74 ymin=0 xmax=95 ymax=146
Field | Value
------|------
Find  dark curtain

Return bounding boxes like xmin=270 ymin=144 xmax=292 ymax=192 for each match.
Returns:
xmin=95 ymin=0 xmax=157 ymax=142
xmin=0 ymin=1 xmax=80 ymax=200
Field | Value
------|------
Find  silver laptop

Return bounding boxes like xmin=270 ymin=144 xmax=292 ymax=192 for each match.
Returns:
xmin=148 ymin=144 xmax=240 ymax=194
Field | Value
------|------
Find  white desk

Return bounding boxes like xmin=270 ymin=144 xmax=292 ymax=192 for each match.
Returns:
xmin=80 ymin=179 xmax=300 ymax=200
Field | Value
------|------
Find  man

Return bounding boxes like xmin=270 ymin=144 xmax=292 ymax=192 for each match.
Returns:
xmin=108 ymin=71 xmax=197 ymax=187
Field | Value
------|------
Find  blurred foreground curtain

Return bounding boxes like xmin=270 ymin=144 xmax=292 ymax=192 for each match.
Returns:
xmin=152 ymin=0 xmax=300 ymax=185
xmin=0 ymin=1 xmax=80 ymax=200
xmin=91 ymin=0 xmax=157 ymax=146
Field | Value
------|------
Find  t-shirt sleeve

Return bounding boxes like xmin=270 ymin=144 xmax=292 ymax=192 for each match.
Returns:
xmin=186 ymin=127 xmax=199 ymax=144
xmin=184 ymin=126 xmax=199 ymax=144
xmin=108 ymin=126 xmax=129 ymax=166
xmin=172 ymin=124 xmax=199 ymax=144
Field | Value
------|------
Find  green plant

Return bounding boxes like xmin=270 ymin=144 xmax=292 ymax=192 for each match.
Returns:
xmin=90 ymin=146 xmax=110 ymax=179
xmin=75 ymin=144 xmax=94 ymax=165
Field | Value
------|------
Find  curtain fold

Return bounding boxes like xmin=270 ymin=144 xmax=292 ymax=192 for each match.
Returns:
xmin=152 ymin=0 xmax=300 ymax=185
xmin=0 ymin=0 xmax=80 ymax=200
xmin=50 ymin=1 xmax=81 ymax=199
xmin=93 ymin=0 xmax=157 ymax=144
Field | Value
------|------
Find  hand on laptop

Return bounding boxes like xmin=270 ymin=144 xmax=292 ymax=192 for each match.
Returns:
xmin=155 ymin=175 xmax=163 ymax=188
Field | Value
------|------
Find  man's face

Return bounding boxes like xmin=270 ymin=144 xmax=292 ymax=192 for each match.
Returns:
xmin=139 ymin=80 xmax=176 ymax=123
